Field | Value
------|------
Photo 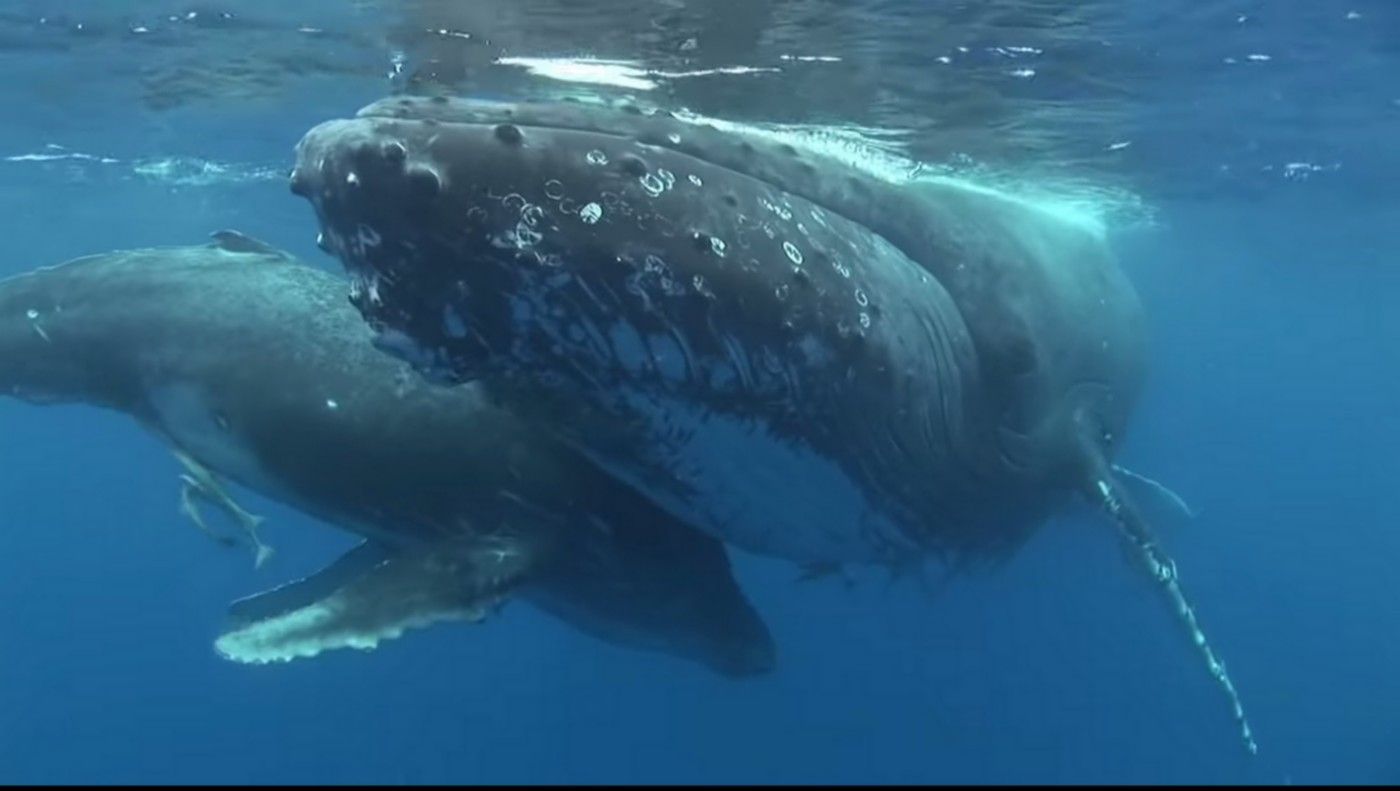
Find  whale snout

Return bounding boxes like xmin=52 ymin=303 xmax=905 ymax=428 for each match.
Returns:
xmin=293 ymin=117 xmax=509 ymax=383
xmin=292 ymin=109 xmax=659 ymax=390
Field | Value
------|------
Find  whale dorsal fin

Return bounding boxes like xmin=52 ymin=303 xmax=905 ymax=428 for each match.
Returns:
xmin=208 ymin=229 xmax=289 ymax=259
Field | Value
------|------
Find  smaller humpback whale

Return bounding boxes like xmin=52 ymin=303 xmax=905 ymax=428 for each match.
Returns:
xmin=292 ymin=95 xmax=1256 ymax=753
xmin=0 ymin=231 xmax=775 ymax=677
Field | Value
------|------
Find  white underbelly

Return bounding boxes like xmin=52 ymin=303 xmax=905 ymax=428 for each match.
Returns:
xmin=591 ymin=391 xmax=917 ymax=564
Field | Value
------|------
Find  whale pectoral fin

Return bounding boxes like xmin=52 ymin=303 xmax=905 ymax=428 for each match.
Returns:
xmin=208 ymin=229 xmax=292 ymax=259
xmin=1086 ymin=462 xmax=1258 ymax=756
xmin=215 ymin=537 xmax=533 ymax=665
xmin=172 ymin=449 xmax=273 ymax=568
xmin=527 ymin=515 xmax=776 ymax=678
xmin=224 ymin=540 xmax=393 ymax=625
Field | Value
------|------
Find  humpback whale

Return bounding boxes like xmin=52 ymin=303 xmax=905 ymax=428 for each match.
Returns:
xmin=290 ymin=95 xmax=1257 ymax=753
xmin=0 ymin=231 xmax=775 ymax=677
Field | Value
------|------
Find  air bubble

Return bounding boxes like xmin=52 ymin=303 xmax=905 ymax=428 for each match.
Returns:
xmin=640 ymin=173 xmax=665 ymax=196
xmin=855 ymin=288 xmax=868 ymax=306
xmin=859 ymin=312 xmax=871 ymax=329
xmin=688 ymin=174 xmax=703 ymax=187
xmin=692 ymin=275 xmax=715 ymax=299
xmin=667 ymin=133 xmax=682 ymax=144
xmin=783 ymin=241 xmax=803 ymax=265
xmin=512 ymin=224 xmax=543 ymax=248
xmin=586 ymin=150 xmax=609 ymax=165
xmin=579 ymin=202 xmax=603 ymax=224
xmin=543 ymin=179 xmax=565 ymax=199
xmin=710 ymin=237 xmax=727 ymax=256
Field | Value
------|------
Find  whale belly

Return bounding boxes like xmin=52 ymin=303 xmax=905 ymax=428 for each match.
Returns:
xmin=584 ymin=390 xmax=918 ymax=564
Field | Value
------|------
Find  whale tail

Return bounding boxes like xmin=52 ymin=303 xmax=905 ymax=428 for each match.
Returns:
xmin=1081 ymin=447 xmax=1258 ymax=756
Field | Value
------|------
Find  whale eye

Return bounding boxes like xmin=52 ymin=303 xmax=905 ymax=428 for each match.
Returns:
xmin=618 ymin=155 xmax=648 ymax=177
xmin=494 ymin=124 xmax=524 ymax=145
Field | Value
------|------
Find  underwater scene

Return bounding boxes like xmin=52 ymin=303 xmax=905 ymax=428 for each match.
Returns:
xmin=0 ymin=1 xmax=1396 ymax=784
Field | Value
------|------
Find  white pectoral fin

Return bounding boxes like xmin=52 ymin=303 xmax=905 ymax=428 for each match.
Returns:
xmin=215 ymin=538 xmax=534 ymax=665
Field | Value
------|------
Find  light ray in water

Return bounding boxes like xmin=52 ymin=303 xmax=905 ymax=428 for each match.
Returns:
xmin=493 ymin=56 xmax=782 ymax=92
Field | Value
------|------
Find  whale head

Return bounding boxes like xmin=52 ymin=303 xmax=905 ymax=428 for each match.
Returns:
xmin=290 ymin=97 xmax=913 ymax=405
xmin=0 ymin=259 xmax=126 ymax=407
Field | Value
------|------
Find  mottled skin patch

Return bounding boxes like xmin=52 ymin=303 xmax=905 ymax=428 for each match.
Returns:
xmin=351 ymin=95 xmax=1146 ymax=451
xmin=292 ymin=99 xmax=1121 ymax=564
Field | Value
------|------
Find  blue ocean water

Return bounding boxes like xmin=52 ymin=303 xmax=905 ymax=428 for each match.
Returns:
xmin=0 ymin=1 xmax=1396 ymax=784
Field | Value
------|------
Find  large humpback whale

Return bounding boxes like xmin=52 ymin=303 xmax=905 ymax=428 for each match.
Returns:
xmin=0 ymin=231 xmax=775 ymax=677
xmin=291 ymin=95 xmax=1255 ymax=751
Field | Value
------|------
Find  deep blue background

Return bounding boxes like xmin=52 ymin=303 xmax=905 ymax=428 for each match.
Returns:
xmin=0 ymin=3 xmax=1397 ymax=784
